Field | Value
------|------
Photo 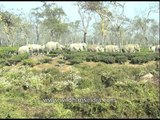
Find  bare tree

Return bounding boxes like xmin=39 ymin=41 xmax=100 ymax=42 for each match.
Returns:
xmin=76 ymin=2 xmax=92 ymax=43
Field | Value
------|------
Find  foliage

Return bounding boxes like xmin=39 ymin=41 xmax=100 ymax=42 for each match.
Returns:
xmin=22 ymin=59 xmax=40 ymax=67
xmin=5 ymin=53 xmax=29 ymax=66
xmin=115 ymin=56 xmax=128 ymax=64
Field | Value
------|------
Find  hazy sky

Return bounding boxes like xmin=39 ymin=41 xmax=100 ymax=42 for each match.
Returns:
xmin=0 ymin=1 xmax=159 ymax=22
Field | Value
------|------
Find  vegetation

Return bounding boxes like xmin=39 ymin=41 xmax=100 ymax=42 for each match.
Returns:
xmin=0 ymin=1 xmax=159 ymax=119
xmin=0 ymin=51 xmax=159 ymax=118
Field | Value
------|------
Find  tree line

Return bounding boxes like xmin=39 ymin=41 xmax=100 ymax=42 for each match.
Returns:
xmin=0 ymin=1 xmax=159 ymax=47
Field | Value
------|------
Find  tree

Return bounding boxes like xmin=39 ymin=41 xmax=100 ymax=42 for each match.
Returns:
xmin=31 ymin=7 xmax=42 ymax=44
xmin=0 ymin=9 xmax=24 ymax=46
xmin=31 ymin=2 xmax=68 ymax=42
xmin=41 ymin=2 xmax=68 ymax=42
xmin=68 ymin=20 xmax=81 ymax=43
xmin=76 ymin=2 xmax=92 ymax=43
xmin=76 ymin=1 xmax=126 ymax=45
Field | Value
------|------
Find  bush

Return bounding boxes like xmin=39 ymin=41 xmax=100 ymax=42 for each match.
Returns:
xmin=101 ymin=73 xmax=118 ymax=87
xmin=108 ymin=52 xmax=123 ymax=57
xmin=92 ymin=55 xmax=102 ymax=62
xmin=63 ymin=54 xmax=75 ymax=60
xmin=124 ymin=53 xmax=136 ymax=60
xmin=77 ymin=79 xmax=92 ymax=89
xmin=0 ymin=59 xmax=5 ymax=65
xmin=68 ymin=57 xmax=83 ymax=65
xmin=17 ymin=53 xmax=29 ymax=60
xmin=86 ymin=56 xmax=94 ymax=62
xmin=5 ymin=56 xmax=21 ymax=66
xmin=0 ymin=47 xmax=18 ymax=54
xmin=130 ymin=57 xmax=148 ymax=64
xmin=5 ymin=53 xmax=29 ymax=66
xmin=154 ymin=53 xmax=160 ymax=61
xmin=115 ymin=56 xmax=128 ymax=64
xmin=0 ymin=52 xmax=11 ymax=59
xmin=39 ymin=57 xmax=52 ymax=63
xmin=46 ymin=54 xmax=58 ymax=57
xmin=49 ymin=50 xmax=63 ymax=55
xmin=101 ymin=56 xmax=115 ymax=64
xmin=22 ymin=59 xmax=40 ymax=67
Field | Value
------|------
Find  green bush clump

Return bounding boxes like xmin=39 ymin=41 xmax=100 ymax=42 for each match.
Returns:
xmin=50 ymin=50 xmax=63 ymax=54
xmin=63 ymin=54 xmax=75 ymax=60
xmin=130 ymin=57 xmax=148 ymax=64
xmin=91 ymin=55 xmax=102 ymax=62
xmin=0 ymin=58 xmax=5 ymax=65
xmin=124 ymin=53 xmax=136 ymax=60
xmin=0 ymin=52 xmax=11 ymax=59
xmin=142 ymin=99 xmax=160 ymax=118
xmin=108 ymin=52 xmax=123 ymax=57
xmin=154 ymin=53 xmax=160 ymax=61
xmin=77 ymin=79 xmax=92 ymax=89
xmin=46 ymin=54 xmax=58 ymax=57
xmin=39 ymin=57 xmax=52 ymax=63
xmin=22 ymin=59 xmax=40 ymax=67
xmin=5 ymin=53 xmax=29 ymax=66
xmin=0 ymin=47 xmax=18 ymax=54
xmin=68 ymin=57 xmax=83 ymax=65
xmin=86 ymin=56 xmax=94 ymax=62
xmin=5 ymin=57 xmax=21 ymax=66
xmin=18 ymin=53 xmax=30 ymax=60
xmin=115 ymin=56 xmax=128 ymax=64
xmin=101 ymin=56 xmax=115 ymax=64
xmin=101 ymin=73 xmax=118 ymax=87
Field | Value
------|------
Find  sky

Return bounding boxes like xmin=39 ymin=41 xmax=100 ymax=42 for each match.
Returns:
xmin=0 ymin=1 xmax=159 ymax=22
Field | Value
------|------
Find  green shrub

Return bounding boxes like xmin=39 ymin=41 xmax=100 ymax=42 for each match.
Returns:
xmin=86 ymin=56 xmax=94 ymax=62
xmin=92 ymin=55 xmax=102 ymax=62
xmin=108 ymin=52 xmax=123 ymax=57
xmin=86 ymin=54 xmax=104 ymax=62
xmin=77 ymin=79 xmax=92 ymax=89
xmin=101 ymin=56 xmax=115 ymax=64
xmin=58 ymin=60 xmax=66 ymax=64
xmin=0 ymin=47 xmax=18 ymax=54
xmin=101 ymin=73 xmax=118 ymax=87
xmin=50 ymin=50 xmax=63 ymax=54
xmin=63 ymin=54 xmax=75 ymax=60
xmin=154 ymin=53 xmax=160 ymax=61
xmin=124 ymin=53 xmax=136 ymax=60
xmin=130 ymin=57 xmax=148 ymax=64
xmin=0 ymin=59 xmax=5 ymax=65
xmin=68 ymin=57 xmax=83 ymax=65
xmin=5 ymin=56 xmax=21 ymax=66
xmin=115 ymin=56 xmax=128 ymax=64
xmin=18 ymin=53 xmax=29 ymax=60
xmin=22 ymin=59 xmax=40 ymax=67
xmin=46 ymin=54 xmax=58 ymax=57
xmin=5 ymin=53 xmax=29 ymax=66
xmin=39 ymin=57 xmax=52 ymax=63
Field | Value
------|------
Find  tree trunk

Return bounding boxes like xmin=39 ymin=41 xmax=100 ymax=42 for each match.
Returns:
xmin=35 ymin=25 xmax=39 ymax=44
xmin=50 ymin=30 xmax=54 ymax=41
xmin=0 ymin=39 xmax=2 ymax=46
xmin=83 ymin=32 xmax=87 ymax=43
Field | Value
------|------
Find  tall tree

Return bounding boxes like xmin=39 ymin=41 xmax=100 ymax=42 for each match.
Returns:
xmin=76 ymin=2 xmax=92 ymax=43
xmin=40 ymin=2 xmax=68 ymax=42
xmin=76 ymin=1 xmax=126 ymax=45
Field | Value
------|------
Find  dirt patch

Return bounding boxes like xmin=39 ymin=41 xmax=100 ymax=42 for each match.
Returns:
xmin=31 ymin=56 xmax=74 ymax=73
xmin=57 ymin=64 xmax=73 ymax=73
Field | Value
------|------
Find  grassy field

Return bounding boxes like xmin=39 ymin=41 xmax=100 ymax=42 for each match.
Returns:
xmin=0 ymin=47 xmax=159 ymax=118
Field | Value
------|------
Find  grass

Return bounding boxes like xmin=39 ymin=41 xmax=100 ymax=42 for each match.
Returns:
xmin=0 ymin=47 xmax=159 ymax=118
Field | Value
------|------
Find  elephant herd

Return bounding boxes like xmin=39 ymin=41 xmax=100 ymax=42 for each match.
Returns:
xmin=18 ymin=41 xmax=160 ymax=55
